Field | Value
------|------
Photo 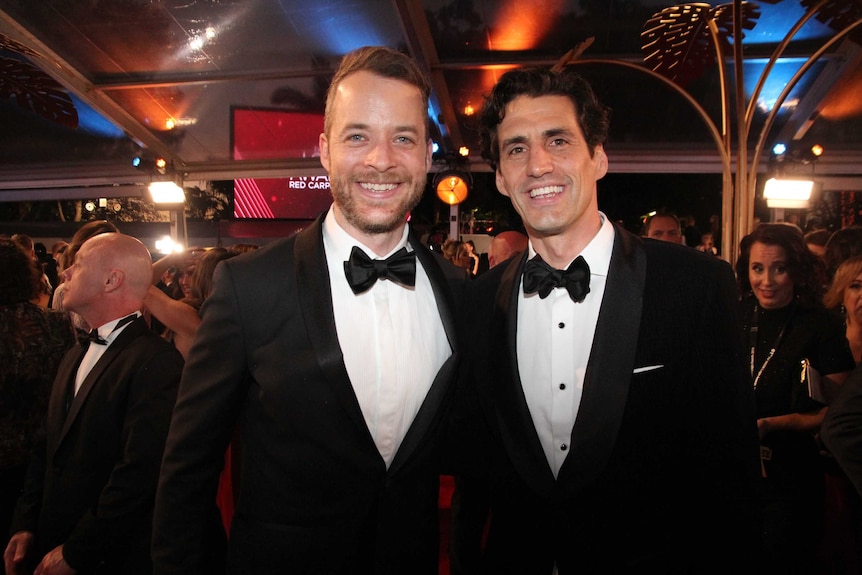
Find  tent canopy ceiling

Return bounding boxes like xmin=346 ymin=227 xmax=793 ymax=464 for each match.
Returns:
xmin=1 ymin=0 xmax=861 ymax=197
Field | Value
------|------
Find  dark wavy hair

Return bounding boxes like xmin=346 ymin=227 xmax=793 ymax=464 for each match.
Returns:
xmin=187 ymin=248 xmax=238 ymax=309
xmin=735 ymin=223 xmax=827 ymax=308
xmin=0 ymin=238 xmax=41 ymax=305
xmin=478 ymin=67 xmax=611 ymax=171
xmin=824 ymin=225 xmax=862 ymax=280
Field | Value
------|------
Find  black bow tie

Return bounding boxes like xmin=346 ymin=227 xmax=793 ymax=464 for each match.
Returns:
xmin=522 ymin=255 xmax=591 ymax=302
xmin=84 ymin=329 xmax=107 ymax=346
xmin=80 ymin=314 xmax=137 ymax=347
xmin=344 ymin=246 xmax=416 ymax=295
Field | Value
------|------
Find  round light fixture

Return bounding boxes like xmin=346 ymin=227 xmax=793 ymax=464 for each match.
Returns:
xmin=435 ymin=172 xmax=469 ymax=205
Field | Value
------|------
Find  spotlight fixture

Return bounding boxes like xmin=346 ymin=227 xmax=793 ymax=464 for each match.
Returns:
xmin=149 ymin=181 xmax=185 ymax=204
xmin=133 ymin=153 xmax=169 ymax=174
xmin=810 ymin=144 xmax=824 ymax=157
xmin=763 ymin=178 xmax=815 ymax=209
xmin=434 ymin=170 xmax=471 ymax=205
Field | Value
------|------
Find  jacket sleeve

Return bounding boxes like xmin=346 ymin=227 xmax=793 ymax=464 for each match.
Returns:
xmin=152 ymin=262 xmax=249 ymax=574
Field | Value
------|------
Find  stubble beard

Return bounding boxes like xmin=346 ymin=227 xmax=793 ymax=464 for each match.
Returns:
xmin=331 ymin=173 xmax=425 ymax=235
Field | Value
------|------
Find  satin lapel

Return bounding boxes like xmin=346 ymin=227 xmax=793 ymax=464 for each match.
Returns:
xmin=47 ymin=344 xmax=85 ymax=456
xmin=294 ymin=214 xmax=371 ymax=441
xmin=557 ymin=227 xmax=646 ymax=494
xmin=389 ymin=232 xmax=459 ymax=474
xmin=493 ymin=252 xmax=556 ymax=496
xmin=59 ymin=318 xmax=149 ymax=447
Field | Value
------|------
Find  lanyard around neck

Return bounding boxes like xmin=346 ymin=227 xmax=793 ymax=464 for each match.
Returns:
xmin=748 ymin=303 xmax=794 ymax=389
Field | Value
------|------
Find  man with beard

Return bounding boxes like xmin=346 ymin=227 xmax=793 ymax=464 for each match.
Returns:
xmin=152 ymin=46 xmax=466 ymax=575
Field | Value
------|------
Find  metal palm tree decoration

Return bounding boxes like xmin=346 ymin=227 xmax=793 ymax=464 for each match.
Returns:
xmin=639 ymin=0 xmax=862 ymax=261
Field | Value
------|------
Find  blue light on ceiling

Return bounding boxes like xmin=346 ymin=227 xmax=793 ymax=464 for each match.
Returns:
xmin=70 ymin=94 xmax=125 ymax=138
xmin=742 ymin=2 xmax=835 ymax=44
xmin=743 ymin=58 xmax=823 ymax=114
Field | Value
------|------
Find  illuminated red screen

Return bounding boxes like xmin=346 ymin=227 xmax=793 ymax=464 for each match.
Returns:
xmin=232 ymin=107 xmax=332 ymax=219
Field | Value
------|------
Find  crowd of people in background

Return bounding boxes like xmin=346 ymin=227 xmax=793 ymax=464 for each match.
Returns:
xmin=2 ymin=202 xmax=862 ymax=574
xmin=0 ymin=46 xmax=861 ymax=575
xmin=1 ymin=204 xmax=861 ymax=574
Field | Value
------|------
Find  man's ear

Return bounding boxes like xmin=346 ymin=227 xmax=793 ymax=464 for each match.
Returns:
xmin=319 ymin=133 xmax=330 ymax=172
xmin=495 ymin=169 xmax=511 ymax=199
xmin=104 ymin=269 xmax=124 ymax=293
xmin=593 ymin=144 xmax=608 ymax=180
xmin=425 ymin=138 xmax=433 ymax=170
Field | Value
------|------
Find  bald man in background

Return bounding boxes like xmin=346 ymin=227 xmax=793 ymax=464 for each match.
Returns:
xmin=5 ymin=233 xmax=183 ymax=575
xmin=488 ymin=231 xmax=528 ymax=269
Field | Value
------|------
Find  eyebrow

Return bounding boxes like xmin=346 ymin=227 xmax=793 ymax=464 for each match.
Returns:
xmin=342 ymin=122 xmax=420 ymax=135
xmin=501 ymin=127 xmax=575 ymax=149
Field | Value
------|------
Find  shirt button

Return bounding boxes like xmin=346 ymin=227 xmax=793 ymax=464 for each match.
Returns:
xmin=558 ymin=322 xmax=565 ymax=329
xmin=560 ymin=444 xmax=568 ymax=451
xmin=559 ymin=383 xmax=566 ymax=390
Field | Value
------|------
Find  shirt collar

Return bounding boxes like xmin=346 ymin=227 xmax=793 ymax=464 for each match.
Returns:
xmin=527 ymin=211 xmax=615 ymax=276
xmin=322 ymin=205 xmax=411 ymax=261
xmin=94 ymin=312 xmax=140 ymax=343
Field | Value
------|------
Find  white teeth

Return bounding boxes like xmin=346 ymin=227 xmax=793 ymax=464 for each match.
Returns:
xmin=360 ymin=182 xmax=397 ymax=192
xmin=529 ymin=185 xmax=562 ymax=198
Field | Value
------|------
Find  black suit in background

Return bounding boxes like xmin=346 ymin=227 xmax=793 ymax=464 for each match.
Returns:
xmin=821 ymin=361 xmax=862 ymax=499
xmin=450 ymin=226 xmax=763 ymax=573
xmin=153 ymin=214 xmax=466 ymax=575
xmin=10 ymin=317 xmax=183 ymax=575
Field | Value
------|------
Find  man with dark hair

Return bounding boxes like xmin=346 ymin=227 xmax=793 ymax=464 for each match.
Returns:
xmin=641 ymin=211 xmax=685 ymax=245
xmin=450 ymin=66 xmax=761 ymax=573
xmin=153 ymin=46 xmax=465 ymax=574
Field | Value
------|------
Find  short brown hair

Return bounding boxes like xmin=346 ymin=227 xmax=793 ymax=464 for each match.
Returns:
xmin=323 ymin=46 xmax=431 ymax=138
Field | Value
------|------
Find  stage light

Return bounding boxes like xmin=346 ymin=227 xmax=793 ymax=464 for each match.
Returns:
xmin=772 ymin=143 xmax=787 ymax=156
xmin=155 ymin=236 xmax=184 ymax=255
xmin=763 ymin=178 xmax=814 ymax=208
xmin=810 ymin=144 xmax=823 ymax=157
xmin=149 ymin=181 xmax=185 ymax=204
xmin=458 ymin=146 xmax=470 ymax=157
xmin=434 ymin=170 xmax=470 ymax=205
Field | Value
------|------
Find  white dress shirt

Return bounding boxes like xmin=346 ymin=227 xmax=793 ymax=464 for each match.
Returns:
xmin=74 ymin=313 xmax=140 ymax=395
xmin=517 ymin=213 xmax=615 ymax=477
xmin=323 ymin=207 xmax=451 ymax=468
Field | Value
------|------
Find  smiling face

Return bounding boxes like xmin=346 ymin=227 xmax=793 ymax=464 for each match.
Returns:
xmin=748 ymin=241 xmax=795 ymax=310
xmin=494 ymin=95 xmax=607 ymax=256
xmin=319 ymin=70 xmax=432 ymax=252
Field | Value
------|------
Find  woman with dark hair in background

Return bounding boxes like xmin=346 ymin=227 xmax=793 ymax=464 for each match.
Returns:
xmin=0 ymin=238 xmax=76 ymax=554
xmin=736 ymin=223 xmax=856 ymax=573
xmin=144 ymin=247 xmax=237 ymax=360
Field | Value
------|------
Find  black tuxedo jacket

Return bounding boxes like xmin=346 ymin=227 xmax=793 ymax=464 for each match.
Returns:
xmin=10 ymin=317 xmax=183 ymax=575
xmin=451 ymin=225 xmax=762 ymax=574
xmin=153 ymin=214 xmax=467 ymax=575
